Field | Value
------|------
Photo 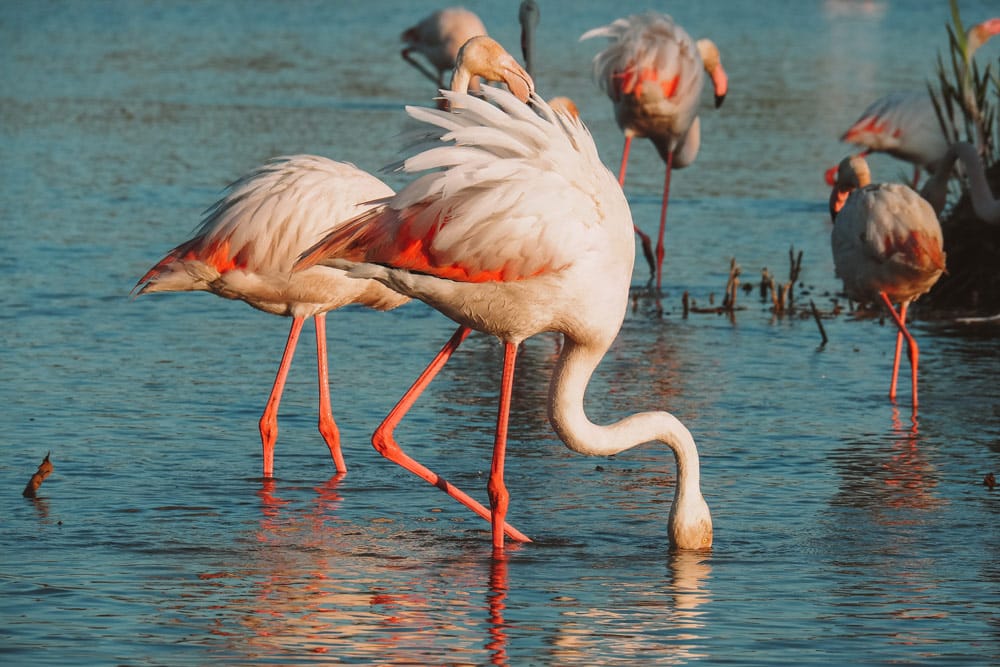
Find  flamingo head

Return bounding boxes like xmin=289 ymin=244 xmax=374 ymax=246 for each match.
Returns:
xmin=696 ymin=39 xmax=728 ymax=108
xmin=450 ymin=35 xmax=535 ymax=103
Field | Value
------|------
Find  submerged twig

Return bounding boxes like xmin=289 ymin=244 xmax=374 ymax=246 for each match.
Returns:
xmin=23 ymin=452 xmax=53 ymax=498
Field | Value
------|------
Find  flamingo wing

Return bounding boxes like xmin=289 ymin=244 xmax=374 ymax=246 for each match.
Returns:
xmin=301 ymin=89 xmax=625 ymax=284
xmin=136 ymin=156 xmax=393 ymax=292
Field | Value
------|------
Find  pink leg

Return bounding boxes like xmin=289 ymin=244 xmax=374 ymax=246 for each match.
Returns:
xmin=260 ymin=316 xmax=306 ymax=478
xmin=619 ymin=135 xmax=656 ymax=283
xmin=371 ymin=326 xmax=531 ymax=543
xmin=313 ymin=313 xmax=346 ymax=473
xmin=489 ymin=342 xmax=518 ymax=551
xmin=655 ymin=150 xmax=675 ymax=294
xmin=879 ymin=294 xmax=920 ymax=408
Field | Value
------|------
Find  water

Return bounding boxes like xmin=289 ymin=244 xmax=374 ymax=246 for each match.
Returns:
xmin=3 ymin=0 xmax=1000 ymax=664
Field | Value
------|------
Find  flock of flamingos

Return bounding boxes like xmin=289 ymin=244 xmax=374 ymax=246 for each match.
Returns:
xmin=131 ymin=4 xmax=1000 ymax=554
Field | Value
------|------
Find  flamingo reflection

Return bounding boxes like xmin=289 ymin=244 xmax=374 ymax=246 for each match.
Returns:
xmin=546 ymin=553 xmax=713 ymax=662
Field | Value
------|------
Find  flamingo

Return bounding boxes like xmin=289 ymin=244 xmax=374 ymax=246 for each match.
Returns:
xmin=824 ymin=91 xmax=948 ymax=188
xmin=824 ymin=17 xmax=1000 ymax=187
xmin=829 ymin=154 xmax=946 ymax=409
xmin=581 ymin=12 xmax=728 ymax=294
xmin=296 ymin=86 xmax=713 ymax=553
xmin=920 ymin=140 xmax=1000 ymax=223
xmin=133 ymin=156 xmax=409 ymax=478
xmin=401 ymin=7 xmax=488 ymax=90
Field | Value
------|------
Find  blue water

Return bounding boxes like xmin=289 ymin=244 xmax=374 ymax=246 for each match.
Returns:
xmin=3 ymin=0 xmax=1000 ymax=664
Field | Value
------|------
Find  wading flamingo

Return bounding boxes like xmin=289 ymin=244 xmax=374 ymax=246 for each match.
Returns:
xmin=829 ymin=155 xmax=946 ymax=409
xmin=133 ymin=156 xmax=408 ymax=477
xmin=401 ymin=7 xmax=488 ymax=90
xmin=581 ymin=12 xmax=728 ymax=294
xmin=296 ymin=86 xmax=713 ymax=553
xmin=919 ymin=140 xmax=1000 ymax=223
xmin=824 ymin=17 xmax=1000 ymax=187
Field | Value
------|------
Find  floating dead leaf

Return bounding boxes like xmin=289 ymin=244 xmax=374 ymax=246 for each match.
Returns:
xmin=22 ymin=452 xmax=53 ymax=498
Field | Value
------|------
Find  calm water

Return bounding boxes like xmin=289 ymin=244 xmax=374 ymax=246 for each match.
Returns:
xmin=3 ymin=0 xmax=1000 ymax=664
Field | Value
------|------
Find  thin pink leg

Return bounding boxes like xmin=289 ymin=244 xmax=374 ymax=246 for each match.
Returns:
xmin=879 ymin=294 xmax=920 ymax=408
xmin=260 ymin=316 xmax=305 ymax=478
xmin=655 ymin=150 xmax=674 ymax=294
xmin=619 ymin=135 xmax=656 ymax=283
xmin=489 ymin=342 xmax=518 ymax=551
xmin=313 ymin=313 xmax=346 ymax=473
xmin=371 ymin=326 xmax=531 ymax=543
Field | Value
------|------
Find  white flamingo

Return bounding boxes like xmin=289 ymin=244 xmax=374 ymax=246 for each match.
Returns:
xmin=581 ymin=12 xmax=728 ymax=293
xmin=296 ymin=86 xmax=713 ymax=553
xmin=133 ymin=156 xmax=408 ymax=477
xmin=829 ymin=155 xmax=946 ymax=409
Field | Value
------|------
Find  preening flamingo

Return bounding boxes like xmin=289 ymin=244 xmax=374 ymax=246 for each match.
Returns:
xmin=829 ymin=155 xmax=946 ymax=409
xmin=401 ymin=7 xmax=488 ymax=90
xmin=581 ymin=12 xmax=728 ymax=294
xmin=825 ymin=17 xmax=1000 ymax=187
xmin=920 ymin=140 xmax=1000 ymax=223
xmin=296 ymin=86 xmax=713 ymax=553
xmin=449 ymin=35 xmax=533 ymax=105
xmin=133 ymin=156 xmax=409 ymax=477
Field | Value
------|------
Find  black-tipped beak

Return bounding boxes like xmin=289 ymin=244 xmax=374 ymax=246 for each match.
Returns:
xmin=714 ymin=93 xmax=726 ymax=109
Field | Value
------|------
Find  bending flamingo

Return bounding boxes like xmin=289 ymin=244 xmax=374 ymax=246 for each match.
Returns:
xmin=133 ymin=156 xmax=408 ymax=477
xmin=296 ymin=86 xmax=713 ymax=553
xmin=401 ymin=7 xmax=488 ymax=90
xmin=581 ymin=12 xmax=728 ymax=293
xmin=824 ymin=91 xmax=948 ymax=188
xmin=825 ymin=17 xmax=1000 ymax=187
xmin=829 ymin=155 xmax=946 ymax=409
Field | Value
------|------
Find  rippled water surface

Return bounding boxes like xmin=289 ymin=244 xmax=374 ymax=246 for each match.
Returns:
xmin=3 ymin=1 xmax=1000 ymax=664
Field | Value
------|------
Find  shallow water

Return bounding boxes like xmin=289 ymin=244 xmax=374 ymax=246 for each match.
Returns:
xmin=3 ymin=0 xmax=1000 ymax=664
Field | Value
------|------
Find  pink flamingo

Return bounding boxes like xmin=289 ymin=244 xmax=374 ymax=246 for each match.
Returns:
xmin=296 ymin=86 xmax=713 ymax=553
xmin=581 ymin=12 xmax=728 ymax=294
xmin=401 ymin=7 xmax=488 ymax=89
xmin=824 ymin=91 xmax=948 ymax=188
xmin=829 ymin=155 xmax=946 ymax=409
xmin=825 ymin=17 xmax=1000 ymax=187
xmin=133 ymin=156 xmax=409 ymax=478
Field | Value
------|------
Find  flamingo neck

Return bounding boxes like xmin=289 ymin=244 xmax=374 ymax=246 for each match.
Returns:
xmin=950 ymin=142 xmax=1000 ymax=224
xmin=547 ymin=337 xmax=712 ymax=548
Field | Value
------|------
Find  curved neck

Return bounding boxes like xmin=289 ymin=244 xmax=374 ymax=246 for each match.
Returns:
xmin=547 ymin=337 xmax=703 ymax=501
xmin=922 ymin=142 xmax=1000 ymax=223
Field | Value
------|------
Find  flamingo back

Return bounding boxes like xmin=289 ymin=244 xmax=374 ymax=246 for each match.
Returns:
xmin=401 ymin=8 xmax=488 ymax=74
xmin=832 ymin=182 xmax=945 ymax=304
xmin=841 ymin=92 xmax=948 ymax=171
xmin=135 ymin=156 xmax=404 ymax=315
xmin=580 ymin=12 xmax=704 ymax=145
xmin=300 ymin=88 xmax=632 ymax=286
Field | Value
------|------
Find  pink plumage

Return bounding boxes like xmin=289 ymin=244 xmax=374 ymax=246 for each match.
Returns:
xmin=297 ymin=87 xmax=713 ymax=552
xmin=581 ymin=12 xmax=727 ymax=294
xmin=830 ymin=155 xmax=945 ymax=409
xmin=134 ymin=155 xmax=408 ymax=477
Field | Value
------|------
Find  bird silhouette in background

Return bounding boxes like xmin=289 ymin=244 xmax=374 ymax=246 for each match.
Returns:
xmin=401 ymin=7 xmax=488 ymax=90
xmin=829 ymin=155 xmax=946 ymax=409
xmin=581 ymin=11 xmax=728 ymax=295
xmin=133 ymin=156 xmax=409 ymax=478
